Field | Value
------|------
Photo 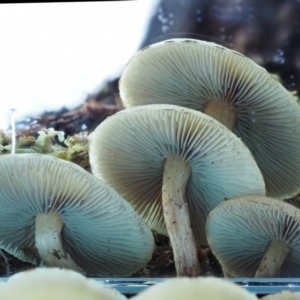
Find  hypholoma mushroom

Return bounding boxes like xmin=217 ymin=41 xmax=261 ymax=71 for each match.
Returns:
xmin=89 ymin=104 xmax=265 ymax=276
xmin=206 ymin=195 xmax=300 ymax=277
xmin=0 ymin=153 xmax=154 ymax=276
xmin=261 ymin=291 xmax=300 ymax=300
xmin=0 ymin=267 xmax=127 ymax=300
xmin=131 ymin=276 xmax=258 ymax=300
xmin=119 ymin=38 xmax=300 ymax=199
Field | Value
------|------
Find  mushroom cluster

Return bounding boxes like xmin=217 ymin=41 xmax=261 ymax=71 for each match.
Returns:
xmin=89 ymin=104 xmax=265 ymax=276
xmin=119 ymin=38 xmax=300 ymax=199
xmin=2 ymin=37 xmax=300 ymax=281
xmin=100 ymin=37 xmax=300 ymax=277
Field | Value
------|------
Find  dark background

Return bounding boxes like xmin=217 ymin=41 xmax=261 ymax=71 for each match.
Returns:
xmin=141 ymin=0 xmax=300 ymax=92
xmin=19 ymin=0 xmax=300 ymax=135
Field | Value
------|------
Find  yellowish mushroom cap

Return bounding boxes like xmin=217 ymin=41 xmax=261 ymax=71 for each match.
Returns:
xmin=261 ymin=291 xmax=300 ymax=300
xmin=131 ymin=277 xmax=257 ymax=300
xmin=0 ymin=268 xmax=127 ymax=300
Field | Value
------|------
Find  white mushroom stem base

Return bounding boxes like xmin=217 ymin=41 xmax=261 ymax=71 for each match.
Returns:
xmin=255 ymin=239 xmax=290 ymax=277
xmin=35 ymin=213 xmax=83 ymax=272
xmin=162 ymin=155 xmax=200 ymax=276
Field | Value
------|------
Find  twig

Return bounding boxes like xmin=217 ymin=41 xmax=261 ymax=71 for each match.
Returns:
xmin=10 ymin=108 xmax=17 ymax=155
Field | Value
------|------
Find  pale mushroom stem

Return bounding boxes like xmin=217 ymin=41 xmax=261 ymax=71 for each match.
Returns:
xmin=162 ymin=155 xmax=200 ymax=276
xmin=255 ymin=239 xmax=290 ymax=277
xmin=35 ymin=212 xmax=83 ymax=272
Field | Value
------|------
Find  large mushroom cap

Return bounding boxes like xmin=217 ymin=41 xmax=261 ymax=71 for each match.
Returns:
xmin=119 ymin=38 xmax=300 ymax=199
xmin=0 ymin=267 xmax=127 ymax=300
xmin=0 ymin=153 xmax=154 ymax=276
xmin=89 ymin=104 xmax=265 ymax=246
xmin=131 ymin=276 xmax=257 ymax=300
xmin=206 ymin=195 xmax=300 ymax=277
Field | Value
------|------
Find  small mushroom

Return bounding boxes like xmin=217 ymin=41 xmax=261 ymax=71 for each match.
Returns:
xmin=0 ymin=267 xmax=127 ymax=300
xmin=131 ymin=276 xmax=258 ymax=300
xmin=89 ymin=104 xmax=265 ymax=276
xmin=0 ymin=153 xmax=154 ymax=276
xmin=206 ymin=195 xmax=300 ymax=277
xmin=261 ymin=291 xmax=300 ymax=300
xmin=119 ymin=38 xmax=300 ymax=199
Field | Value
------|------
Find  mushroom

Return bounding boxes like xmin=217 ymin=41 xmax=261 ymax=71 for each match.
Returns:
xmin=131 ymin=276 xmax=258 ymax=300
xmin=206 ymin=195 xmax=300 ymax=278
xmin=89 ymin=104 xmax=265 ymax=276
xmin=261 ymin=291 xmax=300 ymax=300
xmin=0 ymin=153 xmax=154 ymax=276
xmin=0 ymin=267 xmax=127 ymax=300
xmin=119 ymin=38 xmax=300 ymax=199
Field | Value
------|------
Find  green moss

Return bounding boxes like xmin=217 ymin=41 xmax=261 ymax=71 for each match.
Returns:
xmin=0 ymin=128 xmax=90 ymax=170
